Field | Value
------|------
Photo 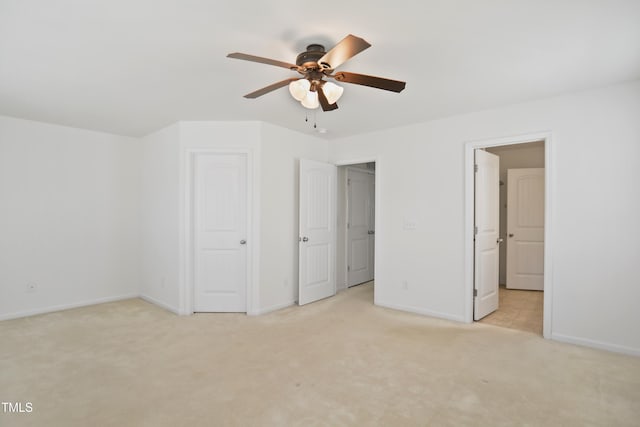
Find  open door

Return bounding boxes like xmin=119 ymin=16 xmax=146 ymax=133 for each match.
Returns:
xmin=474 ymin=150 xmax=500 ymax=320
xmin=507 ymin=168 xmax=545 ymax=290
xmin=299 ymin=159 xmax=337 ymax=305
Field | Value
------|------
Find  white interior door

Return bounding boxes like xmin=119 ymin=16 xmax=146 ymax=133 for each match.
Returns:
xmin=347 ymin=168 xmax=375 ymax=287
xmin=474 ymin=150 xmax=500 ymax=320
xmin=193 ymin=153 xmax=247 ymax=312
xmin=507 ymin=168 xmax=545 ymax=290
xmin=368 ymin=171 xmax=375 ymax=283
xmin=299 ymin=159 xmax=337 ymax=305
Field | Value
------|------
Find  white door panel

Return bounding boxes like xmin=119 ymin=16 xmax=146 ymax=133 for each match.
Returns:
xmin=193 ymin=153 xmax=247 ymax=312
xmin=507 ymin=168 xmax=545 ymax=290
xmin=299 ymin=159 xmax=337 ymax=305
xmin=474 ymin=150 xmax=500 ymax=320
xmin=350 ymin=238 xmax=369 ymax=271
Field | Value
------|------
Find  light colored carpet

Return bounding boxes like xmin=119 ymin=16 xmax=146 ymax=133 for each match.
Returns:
xmin=1 ymin=283 xmax=639 ymax=426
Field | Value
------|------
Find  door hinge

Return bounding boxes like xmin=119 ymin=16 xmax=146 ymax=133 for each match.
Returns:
xmin=474 ymin=164 xmax=478 ymax=173
xmin=347 ymin=265 xmax=350 ymax=271
xmin=347 ymin=178 xmax=351 ymax=185
xmin=473 ymin=289 xmax=478 ymax=297
xmin=474 ymin=226 xmax=478 ymax=235
xmin=347 ymin=222 xmax=350 ymax=229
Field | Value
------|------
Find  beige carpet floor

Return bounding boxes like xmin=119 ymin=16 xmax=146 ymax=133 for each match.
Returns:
xmin=1 ymin=283 xmax=639 ymax=426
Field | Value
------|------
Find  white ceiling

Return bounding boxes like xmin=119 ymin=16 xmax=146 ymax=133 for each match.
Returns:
xmin=1 ymin=0 xmax=639 ymax=139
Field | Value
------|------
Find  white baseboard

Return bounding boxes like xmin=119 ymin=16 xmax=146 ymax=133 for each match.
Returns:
xmin=375 ymin=300 xmax=465 ymax=323
xmin=248 ymin=300 xmax=296 ymax=316
xmin=551 ymin=333 xmax=640 ymax=357
xmin=0 ymin=293 xmax=139 ymax=321
xmin=139 ymin=294 xmax=180 ymax=315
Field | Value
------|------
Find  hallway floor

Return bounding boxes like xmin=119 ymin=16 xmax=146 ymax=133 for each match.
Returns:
xmin=478 ymin=286 xmax=543 ymax=335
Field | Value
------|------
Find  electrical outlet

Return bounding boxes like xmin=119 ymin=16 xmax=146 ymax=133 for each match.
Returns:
xmin=403 ymin=220 xmax=417 ymax=230
xmin=283 ymin=278 xmax=288 ymax=288
xmin=402 ymin=280 xmax=408 ymax=290
xmin=160 ymin=277 xmax=166 ymax=289
xmin=26 ymin=283 xmax=37 ymax=293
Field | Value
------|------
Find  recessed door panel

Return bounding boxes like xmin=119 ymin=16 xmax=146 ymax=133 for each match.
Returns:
xmin=201 ymin=167 xmax=239 ymax=231
xmin=305 ymin=244 xmax=330 ymax=286
xmin=350 ymin=237 xmax=369 ymax=273
xmin=307 ymin=171 xmax=330 ymax=230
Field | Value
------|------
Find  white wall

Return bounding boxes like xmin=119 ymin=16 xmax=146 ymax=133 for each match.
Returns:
xmin=329 ymin=80 xmax=640 ymax=355
xmin=4 ymin=82 xmax=638 ymax=356
xmin=140 ymin=123 xmax=181 ymax=312
xmin=0 ymin=116 xmax=141 ymax=319
xmin=258 ymin=123 xmax=328 ymax=313
xmin=487 ymin=141 xmax=545 ymax=283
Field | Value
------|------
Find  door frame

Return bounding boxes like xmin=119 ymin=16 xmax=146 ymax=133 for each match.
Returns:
xmin=182 ymin=148 xmax=256 ymax=315
xmin=346 ymin=166 xmax=376 ymax=287
xmin=464 ymin=132 xmax=553 ymax=338
xmin=335 ymin=157 xmax=379 ymax=302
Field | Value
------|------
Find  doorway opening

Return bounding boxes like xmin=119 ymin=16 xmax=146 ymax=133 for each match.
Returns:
xmin=338 ymin=162 xmax=376 ymax=299
xmin=479 ymin=142 xmax=545 ymax=334
xmin=465 ymin=133 xmax=553 ymax=338
xmin=298 ymin=158 xmax=378 ymax=307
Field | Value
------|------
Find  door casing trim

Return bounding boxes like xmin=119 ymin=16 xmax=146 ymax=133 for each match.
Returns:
xmin=464 ymin=132 xmax=553 ymax=338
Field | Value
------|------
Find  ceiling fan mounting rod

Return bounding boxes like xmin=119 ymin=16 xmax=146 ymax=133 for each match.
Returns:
xmin=306 ymin=69 xmax=325 ymax=80
xmin=296 ymin=44 xmax=327 ymax=70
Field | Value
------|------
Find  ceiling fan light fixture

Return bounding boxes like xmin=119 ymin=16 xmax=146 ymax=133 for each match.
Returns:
xmin=288 ymin=78 xmax=310 ymax=101
xmin=228 ymin=34 xmax=406 ymax=110
xmin=301 ymin=90 xmax=319 ymax=109
xmin=322 ymin=81 xmax=344 ymax=104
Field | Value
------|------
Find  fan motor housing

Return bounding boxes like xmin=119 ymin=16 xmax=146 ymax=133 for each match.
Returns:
xmin=296 ymin=44 xmax=326 ymax=68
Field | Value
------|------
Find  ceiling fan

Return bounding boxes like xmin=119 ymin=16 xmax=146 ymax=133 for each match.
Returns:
xmin=227 ymin=34 xmax=406 ymax=111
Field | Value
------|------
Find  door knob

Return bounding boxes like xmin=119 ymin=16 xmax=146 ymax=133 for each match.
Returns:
xmin=302 ymin=237 xmax=309 ymax=242
xmin=368 ymin=230 xmax=375 ymax=235
xmin=497 ymin=238 xmax=504 ymax=244
xmin=240 ymin=240 xmax=247 ymax=245
xmin=508 ymin=233 xmax=514 ymax=238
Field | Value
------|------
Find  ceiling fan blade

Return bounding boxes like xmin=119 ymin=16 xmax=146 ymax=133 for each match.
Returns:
xmin=244 ymin=78 xmax=299 ymax=99
xmin=227 ymin=52 xmax=299 ymax=70
xmin=317 ymin=34 xmax=371 ymax=70
xmin=317 ymin=87 xmax=338 ymax=111
xmin=333 ymin=71 xmax=406 ymax=93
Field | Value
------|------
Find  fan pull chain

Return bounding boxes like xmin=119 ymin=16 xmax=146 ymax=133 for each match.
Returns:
xmin=303 ymin=111 xmax=320 ymax=131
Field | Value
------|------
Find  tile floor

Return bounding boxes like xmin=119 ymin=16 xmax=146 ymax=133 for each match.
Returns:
xmin=479 ymin=286 xmax=543 ymax=335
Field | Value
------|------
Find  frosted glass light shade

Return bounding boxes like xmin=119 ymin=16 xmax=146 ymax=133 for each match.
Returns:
xmin=322 ymin=81 xmax=344 ymax=104
xmin=288 ymin=79 xmax=310 ymax=101
xmin=301 ymin=90 xmax=319 ymax=109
